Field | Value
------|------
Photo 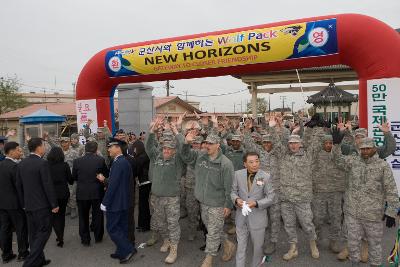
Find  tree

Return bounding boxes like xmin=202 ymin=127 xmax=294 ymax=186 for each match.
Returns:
xmin=0 ymin=77 xmax=28 ymax=115
xmin=246 ymin=97 xmax=268 ymax=114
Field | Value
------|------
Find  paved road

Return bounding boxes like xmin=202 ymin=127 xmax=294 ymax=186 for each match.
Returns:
xmin=7 ymin=213 xmax=397 ymax=267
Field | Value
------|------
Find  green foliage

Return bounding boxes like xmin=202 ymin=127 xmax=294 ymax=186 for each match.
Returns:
xmin=0 ymin=77 xmax=28 ymax=115
xmin=246 ymin=97 xmax=268 ymax=114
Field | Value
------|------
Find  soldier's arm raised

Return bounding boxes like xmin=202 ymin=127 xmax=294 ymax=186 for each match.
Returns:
xmin=179 ymin=130 xmax=199 ymax=164
xmin=377 ymin=122 xmax=396 ymax=159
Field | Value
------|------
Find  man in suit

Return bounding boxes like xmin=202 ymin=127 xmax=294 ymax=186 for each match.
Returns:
xmin=231 ymin=151 xmax=275 ymax=267
xmin=0 ymin=142 xmax=29 ymax=264
xmin=72 ymin=141 xmax=108 ymax=246
xmin=101 ymin=138 xmax=137 ymax=264
xmin=16 ymin=137 xmax=59 ymax=267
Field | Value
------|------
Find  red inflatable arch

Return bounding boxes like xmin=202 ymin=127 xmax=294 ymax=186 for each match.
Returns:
xmin=76 ymin=13 xmax=400 ymax=132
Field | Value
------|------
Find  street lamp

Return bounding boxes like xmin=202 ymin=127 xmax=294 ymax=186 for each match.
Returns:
xmin=327 ymin=95 xmax=334 ymax=125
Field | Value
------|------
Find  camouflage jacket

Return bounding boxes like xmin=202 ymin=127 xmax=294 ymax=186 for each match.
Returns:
xmin=279 ymin=148 xmax=313 ymax=203
xmin=312 ymin=148 xmax=346 ymax=193
xmin=184 ymin=163 xmax=196 ymax=189
xmin=333 ymin=145 xmax=400 ymax=221
xmin=145 ymin=133 xmax=184 ymax=197
xmin=64 ymin=148 xmax=79 ymax=170
xmin=221 ymin=144 xmax=245 ymax=171
xmin=71 ymin=143 xmax=85 ymax=157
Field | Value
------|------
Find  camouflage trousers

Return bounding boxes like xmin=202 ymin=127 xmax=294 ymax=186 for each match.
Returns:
xmin=346 ymin=214 xmax=383 ymax=266
xmin=150 ymin=195 xmax=181 ymax=245
xmin=312 ymin=192 xmax=343 ymax=241
xmin=201 ymin=204 xmax=227 ymax=256
xmin=67 ymin=183 xmax=77 ymax=209
xmin=185 ymin=187 xmax=199 ymax=233
xmin=281 ymin=201 xmax=317 ymax=244
xmin=265 ymin=202 xmax=281 ymax=243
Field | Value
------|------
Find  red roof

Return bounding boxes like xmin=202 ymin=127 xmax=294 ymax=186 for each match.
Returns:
xmin=0 ymin=103 xmax=77 ymax=119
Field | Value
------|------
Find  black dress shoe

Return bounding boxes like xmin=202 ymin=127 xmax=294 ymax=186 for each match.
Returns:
xmin=199 ymin=244 xmax=206 ymax=251
xmin=42 ymin=259 xmax=51 ymax=266
xmin=17 ymin=251 xmax=29 ymax=262
xmin=57 ymin=241 xmax=64 ymax=248
xmin=110 ymin=253 xmax=120 ymax=259
xmin=2 ymin=253 xmax=17 ymax=263
xmin=119 ymin=249 xmax=137 ymax=264
xmin=95 ymin=239 xmax=103 ymax=243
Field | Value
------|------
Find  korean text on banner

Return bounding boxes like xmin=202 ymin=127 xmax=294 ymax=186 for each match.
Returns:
xmin=76 ymin=99 xmax=98 ymax=137
xmin=105 ymin=18 xmax=337 ymax=78
xmin=367 ymin=78 xmax=400 ymax=193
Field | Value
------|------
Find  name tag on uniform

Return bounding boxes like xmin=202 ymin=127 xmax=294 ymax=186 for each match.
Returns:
xmin=256 ymin=180 xmax=264 ymax=186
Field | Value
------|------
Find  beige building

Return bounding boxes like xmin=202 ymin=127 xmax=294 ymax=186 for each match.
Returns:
xmin=20 ymin=92 xmax=75 ymax=104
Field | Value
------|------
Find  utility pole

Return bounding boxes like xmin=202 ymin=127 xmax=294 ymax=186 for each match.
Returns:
xmin=166 ymin=80 xmax=170 ymax=96
xmin=72 ymin=82 xmax=76 ymax=99
xmin=291 ymin=102 xmax=295 ymax=114
xmin=280 ymin=96 xmax=287 ymax=113
xmin=233 ymin=103 xmax=236 ymax=113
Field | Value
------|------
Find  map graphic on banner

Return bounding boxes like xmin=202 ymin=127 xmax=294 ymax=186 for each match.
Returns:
xmin=105 ymin=18 xmax=337 ymax=77
xmin=367 ymin=78 xmax=400 ymax=193
xmin=76 ymin=99 xmax=98 ymax=139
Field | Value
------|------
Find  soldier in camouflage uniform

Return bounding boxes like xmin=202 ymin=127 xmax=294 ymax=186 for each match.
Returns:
xmin=70 ymin=133 xmax=85 ymax=157
xmin=183 ymin=135 xmax=203 ymax=241
xmin=83 ymin=120 xmax=112 ymax=166
xmin=181 ymin=130 xmax=236 ymax=267
xmin=144 ymin=118 xmax=184 ymax=264
xmin=242 ymin=119 xmax=282 ymax=255
xmin=312 ymin=134 xmax=345 ymax=253
xmin=333 ymin=137 xmax=400 ymax=267
xmin=60 ymin=137 xmax=79 ymax=219
xmin=337 ymin=123 xmax=396 ymax=262
xmin=276 ymin=133 xmax=319 ymax=261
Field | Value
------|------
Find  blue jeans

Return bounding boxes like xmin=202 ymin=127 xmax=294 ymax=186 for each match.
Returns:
xmin=106 ymin=210 xmax=134 ymax=258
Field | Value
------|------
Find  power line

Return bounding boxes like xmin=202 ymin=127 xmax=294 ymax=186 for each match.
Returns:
xmin=171 ymin=88 xmax=247 ymax=98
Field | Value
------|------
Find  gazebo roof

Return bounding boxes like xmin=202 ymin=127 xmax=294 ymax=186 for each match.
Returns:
xmin=306 ymin=83 xmax=358 ymax=105
xmin=20 ymin=109 xmax=66 ymax=124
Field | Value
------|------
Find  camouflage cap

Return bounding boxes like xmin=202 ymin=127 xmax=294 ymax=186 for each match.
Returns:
xmin=162 ymin=140 xmax=176 ymax=149
xmin=323 ymin=134 xmax=333 ymax=142
xmin=87 ymin=137 xmax=97 ymax=142
xmin=70 ymin=133 xmax=79 ymax=140
xmin=205 ymin=134 xmax=221 ymax=144
xmin=262 ymin=134 xmax=273 ymax=143
xmin=359 ymin=137 xmax=376 ymax=149
xmin=354 ymin=128 xmax=367 ymax=137
xmin=288 ymin=135 xmax=302 ymax=143
xmin=192 ymin=136 xmax=204 ymax=144
xmin=231 ymin=134 xmax=242 ymax=142
xmin=97 ymin=127 xmax=104 ymax=133
xmin=60 ymin=137 xmax=70 ymax=142
xmin=251 ymin=132 xmax=262 ymax=139
xmin=226 ymin=133 xmax=233 ymax=140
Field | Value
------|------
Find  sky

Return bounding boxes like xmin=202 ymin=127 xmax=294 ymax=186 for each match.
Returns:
xmin=1 ymin=0 xmax=399 ymax=113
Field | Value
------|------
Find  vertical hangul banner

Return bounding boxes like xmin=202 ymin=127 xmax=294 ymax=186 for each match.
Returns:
xmin=367 ymin=78 xmax=400 ymax=193
xmin=75 ymin=99 xmax=98 ymax=140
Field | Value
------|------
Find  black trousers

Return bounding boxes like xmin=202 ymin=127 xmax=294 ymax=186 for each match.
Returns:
xmin=52 ymin=198 xmax=68 ymax=242
xmin=77 ymin=199 xmax=104 ymax=243
xmin=128 ymin=206 xmax=135 ymax=244
xmin=24 ymin=208 xmax=52 ymax=267
xmin=138 ymin=183 xmax=151 ymax=230
xmin=0 ymin=209 xmax=29 ymax=259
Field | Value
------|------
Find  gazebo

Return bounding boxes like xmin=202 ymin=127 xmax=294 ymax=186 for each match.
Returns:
xmin=20 ymin=109 xmax=66 ymax=143
xmin=306 ymin=83 xmax=358 ymax=122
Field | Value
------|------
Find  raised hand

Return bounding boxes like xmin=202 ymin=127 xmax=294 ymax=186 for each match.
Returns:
xmin=244 ymin=118 xmax=253 ymax=130
xmin=194 ymin=111 xmax=201 ymax=120
xmin=185 ymin=129 xmax=196 ymax=143
xmin=177 ymin=111 xmax=187 ymax=128
xmin=170 ymin=122 xmax=179 ymax=135
xmin=210 ymin=114 xmax=218 ymax=127
xmin=103 ymin=120 xmax=108 ymax=127
xmin=269 ymin=114 xmax=277 ymax=127
xmin=378 ymin=121 xmax=390 ymax=133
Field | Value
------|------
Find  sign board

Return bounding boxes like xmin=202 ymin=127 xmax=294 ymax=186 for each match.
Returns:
xmin=367 ymin=78 xmax=400 ymax=193
xmin=75 ymin=99 xmax=98 ymax=141
xmin=105 ymin=18 xmax=337 ymax=77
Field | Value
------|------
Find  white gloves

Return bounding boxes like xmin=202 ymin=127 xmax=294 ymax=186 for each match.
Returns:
xmin=100 ymin=204 xmax=107 ymax=211
xmin=241 ymin=202 xmax=252 ymax=217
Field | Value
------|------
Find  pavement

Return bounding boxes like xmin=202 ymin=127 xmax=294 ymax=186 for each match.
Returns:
xmin=6 ymin=212 xmax=397 ymax=267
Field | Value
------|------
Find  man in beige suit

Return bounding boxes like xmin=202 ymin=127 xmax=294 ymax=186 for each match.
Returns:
xmin=231 ymin=151 xmax=275 ymax=267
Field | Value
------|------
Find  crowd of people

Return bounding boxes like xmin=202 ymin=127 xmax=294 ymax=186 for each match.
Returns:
xmin=0 ymin=111 xmax=398 ymax=267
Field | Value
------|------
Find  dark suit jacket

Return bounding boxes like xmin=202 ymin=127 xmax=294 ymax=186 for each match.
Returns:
xmin=16 ymin=154 xmax=58 ymax=211
xmin=0 ymin=158 xmax=21 ymax=209
xmin=72 ymin=153 xmax=109 ymax=201
xmin=102 ymin=155 xmax=132 ymax=212
xmin=48 ymin=162 xmax=73 ymax=200
xmin=135 ymin=153 xmax=150 ymax=184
